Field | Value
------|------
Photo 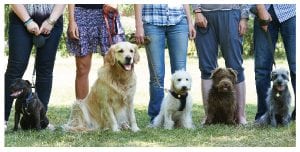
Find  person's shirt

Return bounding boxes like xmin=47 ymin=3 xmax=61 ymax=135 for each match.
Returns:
xmin=264 ymin=4 xmax=295 ymax=23
xmin=24 ymin=4 xmax=54 ymax=26
xmin=142 ymin=4 xmax=186 ymax=26
xmin=192 ymin=4 xmax=249 ymax=19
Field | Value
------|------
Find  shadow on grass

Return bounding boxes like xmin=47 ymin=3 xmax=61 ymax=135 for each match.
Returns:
xmin=5 ymin=104 xmax=296 ymax=147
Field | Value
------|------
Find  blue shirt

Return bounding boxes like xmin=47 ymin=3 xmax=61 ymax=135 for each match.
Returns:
xmin=142 ymin=4 xmax=186 ymax=26
xmin=265 ymin=4 xmax=296 ymax=23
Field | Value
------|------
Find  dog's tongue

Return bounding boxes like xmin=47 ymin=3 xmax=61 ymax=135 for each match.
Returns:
xmin=124 ymin=64 xmax=132 ymax=71
xmin=276 ymin=85 xmax=285 ymax=91
xmin=10 ymin=90 xmax=23 ymax=97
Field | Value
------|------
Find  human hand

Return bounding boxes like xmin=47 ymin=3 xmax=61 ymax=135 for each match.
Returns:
xmin=26 ymin=21 xmax=40 ymax=36
xmin=68 ymin=21 xmax=79 ymax=40
xmin=195 ymin=13 xmax=207 ymax=28
xmin=257 ymin=6 xmax=272 ymax=32
xmin=135 ymin=24 xmax=145 ymax=44
xmin=38 ymin=19 xmax=54 ymax=35
xmin=188 ymin=22 xmax=196 ymax=40
xmin=239 ymin=18 xmax=248 ymax=36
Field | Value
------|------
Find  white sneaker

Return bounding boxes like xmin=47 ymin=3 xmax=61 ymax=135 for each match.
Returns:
xmin=4 ymin=121 xmax=7 ymax=132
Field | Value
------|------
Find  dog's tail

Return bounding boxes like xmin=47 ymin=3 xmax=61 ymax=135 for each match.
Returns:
xmin=62 ymin=100 xmax=98 ymax=132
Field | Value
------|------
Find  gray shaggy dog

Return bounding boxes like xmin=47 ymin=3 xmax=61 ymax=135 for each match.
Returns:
xmin=255 ymin=68 xmax=291 ymax=127
xmin=205 ymin=68 xmax=238 ymax=125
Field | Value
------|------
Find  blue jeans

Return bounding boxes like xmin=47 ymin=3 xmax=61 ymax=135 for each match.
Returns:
xmin=194 ymin=10 xmax=245 ymax=83
xmin=4 ymin=12 xmax=63 ymax=121
xmin=254 ymin=6 xmax=296 ymax=120
xmin=144 ymin=18 xmax=189 ymax=121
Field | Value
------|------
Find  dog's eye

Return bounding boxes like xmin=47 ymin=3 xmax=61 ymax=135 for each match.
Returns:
xmin=177 ymin=78 xmax=181 ymax=81
xmin=186 ymin=78 xmax=189 ymax=81
xmin=130 ymin=49 xmax=134 ymax=53
xmin=118 ymin=49 xmax=124 ymax=53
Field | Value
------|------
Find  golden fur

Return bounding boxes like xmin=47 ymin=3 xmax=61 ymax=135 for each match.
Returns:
xmin=63 ymin=42 xmax=140 ymax=132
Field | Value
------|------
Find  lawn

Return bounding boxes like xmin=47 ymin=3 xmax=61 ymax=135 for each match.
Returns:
xmin=3 ymin=49 xmax=296 ymax=147
xmin=4 ymin=105 xmax=296 ymax=147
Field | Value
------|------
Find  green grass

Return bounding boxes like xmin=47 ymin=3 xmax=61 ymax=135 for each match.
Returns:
xmin=5 ymin=104 xmax=295 ymax=147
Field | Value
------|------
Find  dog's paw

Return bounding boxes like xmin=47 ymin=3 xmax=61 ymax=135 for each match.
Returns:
xmin=131 ymin=126 xmax=140 ymax=132
xmin=112 ymin=126 xmax=121 ymax=132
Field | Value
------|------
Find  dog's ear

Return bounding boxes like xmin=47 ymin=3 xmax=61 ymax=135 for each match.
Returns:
xmin=228 ymin=68 xmax=238 ymax=82
xmin=285 ymin=70 xmax=290 ymax=81
xmin=271 ymin=71 xmax=277 ymax=81
xmin=132 ymin=44 xmax=140 ymax=64
xmin=210 ymin=68 xmax=222 ymax=79
xmin=104 ymin=45 xmax=115 ymax=66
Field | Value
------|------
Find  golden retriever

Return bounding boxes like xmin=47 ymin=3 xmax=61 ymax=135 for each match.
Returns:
xmin=63 ymin=42 xmax=140 ymax=132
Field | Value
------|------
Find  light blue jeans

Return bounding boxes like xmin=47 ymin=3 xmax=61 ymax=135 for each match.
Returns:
xmin=144 ymin=18 xmax=189 ymax=121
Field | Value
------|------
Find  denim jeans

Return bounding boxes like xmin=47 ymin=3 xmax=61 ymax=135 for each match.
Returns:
xmin=143 ymin=18 xmax=189 ymax=121
xmin=194 ymin=10 xmax=245 ymax=83
xmin=254 ymin=6 xmax=296 ymax=120
xmin=4 ymin=12 xmax=63 ymax=121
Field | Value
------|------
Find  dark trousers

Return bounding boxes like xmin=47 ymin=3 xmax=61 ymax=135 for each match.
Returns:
xmin=254 ymin=6 xmax=296 ymax=120
xmin=5 ymin=12 xmax=63 ymax=121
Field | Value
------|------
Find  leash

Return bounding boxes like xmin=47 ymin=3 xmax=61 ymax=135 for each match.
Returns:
xmin=250 ymin=6 xmax=276 ymax=69
xmin=103 ymin=5 xmax=119 ymax=45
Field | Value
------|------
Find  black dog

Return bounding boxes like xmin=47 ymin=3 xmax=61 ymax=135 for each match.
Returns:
xmin=10 ymin=78 xmax=49 ymax=131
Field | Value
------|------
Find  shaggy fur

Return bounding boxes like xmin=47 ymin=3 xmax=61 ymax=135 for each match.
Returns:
xmin=63 ymin=42 xmax=140 ymax=132
xmin=10 ymin=78 xmax=49 ymax=131
xmin=152 ymin=70 xmax=194 ymax=129
xmin=205 ymin=68 xmax=237 ymax=125
xmin=255 ymin=68 xmax=291 ymax=127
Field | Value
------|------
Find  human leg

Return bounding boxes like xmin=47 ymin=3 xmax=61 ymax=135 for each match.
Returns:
xmin=280 ymin=16 xmax=296 ymax=120
xmin=5 ymin=12 xmax=33 ymax=121
xmin=35 ymin=18 xmax=63 ymax=110
xmin=254 ymin=7 xmax=280 ymax=120
xmin=194 ymin=12 xmax=219 ymax=122
xmin=144 ymin=23 xmax=166 ymax=121
xmin=166 ymin=18 xmax=188 ymax=73
xmin=75 ymin=54 xmax=92 ymax=99
xmin=218 ymin=10 xmax=246 ymax=124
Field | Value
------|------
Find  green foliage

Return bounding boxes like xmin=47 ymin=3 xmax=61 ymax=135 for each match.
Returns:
xmin=5 ymin=105 xmax=296 ymax=147
xmin=119 ymin=4 xmax=135 ymax=16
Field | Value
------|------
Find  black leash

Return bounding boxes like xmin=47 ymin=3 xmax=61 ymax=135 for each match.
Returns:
xmin=250 ymin=6 xmax=276 ymax=69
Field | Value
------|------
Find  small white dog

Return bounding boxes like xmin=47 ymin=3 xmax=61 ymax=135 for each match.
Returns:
xmin=152 ymin=70 xmax=194 ymax=129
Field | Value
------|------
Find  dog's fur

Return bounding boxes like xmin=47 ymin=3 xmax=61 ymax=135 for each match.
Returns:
xmin=63 ymin=42 xmax=140 ymax=132
xmin=255 ymin=68 xmax=291 ymax=127
xmin=205 ymin=68 xmax=238 ymax=125
xmin=152 ymin=70 xmax=194 ymax=129
xmin=10 ymin=78 xmax=49 ymax=131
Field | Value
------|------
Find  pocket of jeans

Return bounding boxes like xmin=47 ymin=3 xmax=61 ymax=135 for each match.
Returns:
xmin=196 ymin=23 xmax=209 ymax=35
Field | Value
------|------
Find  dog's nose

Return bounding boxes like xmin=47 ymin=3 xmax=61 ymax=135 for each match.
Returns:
xmin=125 ymin=56 xmax=132 ymax=64
xmin=181 ymin=86 xmax=187 ymax=90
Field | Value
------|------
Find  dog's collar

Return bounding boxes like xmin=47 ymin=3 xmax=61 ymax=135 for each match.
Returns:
xmin=170 ymin=90 xmax=188 ymax=111
xmin=22 ymin=92 xmax=35 ymax=115
xmin=25 ymin=92 xmax=35 ymax=105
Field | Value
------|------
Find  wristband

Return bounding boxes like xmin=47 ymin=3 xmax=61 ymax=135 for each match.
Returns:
xmin=46 ymin=18 xmax=56 ymax=26
xmin=24 ymin=18 xmax=33 ymax=27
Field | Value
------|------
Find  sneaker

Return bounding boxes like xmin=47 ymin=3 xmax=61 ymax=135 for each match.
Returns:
xmin=4 ymin=121 xmax=7 ymax=132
